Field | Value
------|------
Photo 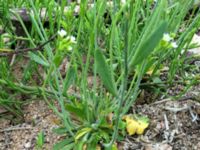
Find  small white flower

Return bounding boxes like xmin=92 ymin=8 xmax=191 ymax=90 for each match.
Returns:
xmin=163 ymin=33 xmax=172 ymax=42
xmin=171 ymin=42 xmax=178 ymax=48
xmin=67 ymin=36 xmax=76 ymax=43
xmin=121 ymin=0 xmax=126 ymax=4
xmin=58 ymin=29 xmax=67 ymax=37
xmin=68 ymin=46 xmax=73 ymax=51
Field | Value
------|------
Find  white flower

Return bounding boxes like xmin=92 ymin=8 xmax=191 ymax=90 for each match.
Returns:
xmin=163 ymin=33 xmax=172 ymax=42
xmin=171 ymin=42 xmax=178 ymax=48
xmin=67 ymin=46 xmax=73 ymax=51
xmin=67 ymin=36 xmax=76 ymax=43
xmin=58 ymin=29 xmax=67 ymax=37
xmin=121 ymin=0 xmax=126 ymax=4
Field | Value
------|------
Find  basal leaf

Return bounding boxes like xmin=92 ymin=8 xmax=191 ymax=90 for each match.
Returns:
xmin=53 ymin=138 xmax=74 ymax=150
xmin=75 ymin=127 xmax=92 ymax=141
xmin=65 ymin=104 xmax=85 ymax=120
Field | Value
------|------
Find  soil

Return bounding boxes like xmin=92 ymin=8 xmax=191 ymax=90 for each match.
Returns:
xmin=0 ymin=101 xmax=63 ymax=150
xmin=123 ymin=86 xmax=200 ymax=150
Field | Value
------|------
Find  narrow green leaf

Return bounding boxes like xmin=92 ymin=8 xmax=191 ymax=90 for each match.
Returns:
xmin=53 ymin=138 xmax=74 ymax=150
xmin=36 ymin=131 xmax=45 ymax=148
xmin=28 ymin=52 xmax=49 ymax=67
xmin=129 ymin=22 xmax=167 ymax=69
xmin=53 ymin=52 xmax=63 ymax=67
xmin=63 ymin=67 xmax=76 ymax=94
xmin=95 ymin=50 xmax=117 ymax=96
xmin=75 ymin=127 xmax=92 ymax=141
xmin=65 ymin=104 xmax=86 ymax=120
xmin=52 ymin=127 xmax=67 ymax=135
xmin=60 ymin=143 xmax=75 ymax=150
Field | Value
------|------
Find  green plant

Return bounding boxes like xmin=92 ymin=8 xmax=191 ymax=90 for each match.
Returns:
xmin=36 ymin=131 xmax=45 ymax=149
xmin=51 ymin=0 xmax=200 ymax=149
xmin=0 ymin=0 xmax=200 ymax=149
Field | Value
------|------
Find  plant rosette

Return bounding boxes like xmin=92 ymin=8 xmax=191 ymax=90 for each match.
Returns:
xmin=123 ymin=114 xmax=149 ymax=136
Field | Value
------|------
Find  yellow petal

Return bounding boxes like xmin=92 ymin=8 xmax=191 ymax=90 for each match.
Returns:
xmin=136 ymin=127 xmax=145 ymax=135
xmin=126 ymin=119 xmax=139 ymax=135
xmin=136 ymin=122 xmax=149 ymax=135
xmin=124 ymin=114 xmax=149 ymax=136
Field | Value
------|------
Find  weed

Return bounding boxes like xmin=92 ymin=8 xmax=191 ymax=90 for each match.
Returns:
xmin=0 ymin=0 xmax=200 ymax=149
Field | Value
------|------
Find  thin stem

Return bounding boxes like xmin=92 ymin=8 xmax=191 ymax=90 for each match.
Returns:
xmin=109 ymin=16 xmax=129 ymax=147
xmin=0 ymin=34 xmax=56 ymax=57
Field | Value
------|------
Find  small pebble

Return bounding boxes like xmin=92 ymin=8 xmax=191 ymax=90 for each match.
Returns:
xmin=24 ymin=142 xmax=31 ymax=148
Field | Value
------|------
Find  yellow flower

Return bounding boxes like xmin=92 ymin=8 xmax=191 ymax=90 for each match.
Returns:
xmin=136 ymin=121 xmax=149 ymax=135
xmin=124 ymin=116 xmax=139 ymax=135
xmin=123 ymin=115 xmax=149 ymax=136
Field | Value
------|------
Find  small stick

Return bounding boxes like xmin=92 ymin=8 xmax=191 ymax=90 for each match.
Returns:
xmin=0 ymin=34 xmax=56 ymax=57
xmin=164 ymin=113 xmax=169 ymax=130
xmin=151 ymin=96 xmax=195 ymax=106
xmin=9 ymin=54 xmax=16 ymax=66
xmin=4 ymin=132 xmax=11 ymax=149
xmin=164 ymin=106 xmax=189 ymax=113
xmin=173 ymin=114 xmax=179 ymax=134
xmin=150 ymin=98 xmax=171 ymax=105
xmin=189 ymin=106 xmax=199 ymax=122
xmin=0 ymin=126 xmax=32 ymax=132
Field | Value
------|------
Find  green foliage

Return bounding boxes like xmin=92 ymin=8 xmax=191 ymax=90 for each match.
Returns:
xmin=0 ymin=0 xmax=200 ymax=149
xmin=29 ymin=52 xmax=50 ymax=67
xmin=129 ymin=22 xmax=167 ymax=69
xmin=95 ymin=49 xmax=117 ymax=96
xmin=36 ymin=131 xmax=45 ymax=149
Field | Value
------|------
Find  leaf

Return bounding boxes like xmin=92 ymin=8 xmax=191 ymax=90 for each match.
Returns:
xmin=63 ymin=67 xmax=76 ymax=94
xmin=52 ymin=127 xmax=67 ymax=135
xmin=129 ymin=22 xmax=167 ymax=69
xmin=36 ymin=131 xmax=45 ymax=148
xmin=112 ymin=144 xmax=118 ymax=150
xmin=28 ymin=52 xmax=49 ymax=67
xmin=60 ymin=143 xmax=75 ymax=150
xmin=74 ymin=137 xmax=87 ymax=150
xmin=53 ymin=52 xmax=63 ymax=67
xmin=65 ymin=104 xmax=85 ymax=120
xmin=53 ymin=138 xmax=74 ymax=150
xmin=95 ymin=49 xmax=117 ymax=96
xmin=75 ymin=127 xmax=92 ymax=141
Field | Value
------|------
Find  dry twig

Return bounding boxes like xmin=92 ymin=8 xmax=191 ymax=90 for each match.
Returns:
xmin=0 ymin=34 xmax=56 ymax=57
xmin=0 ymin=126 xmax=32 ymax=133
xmin=164 ymin=113 xmax=169 ymax=130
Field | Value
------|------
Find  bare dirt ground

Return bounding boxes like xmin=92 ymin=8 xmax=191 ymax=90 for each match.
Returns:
xmin=123 ymin=86 xmax=200 ymax=150
xmin=0 ymin=100 xmax=62 ymax=150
